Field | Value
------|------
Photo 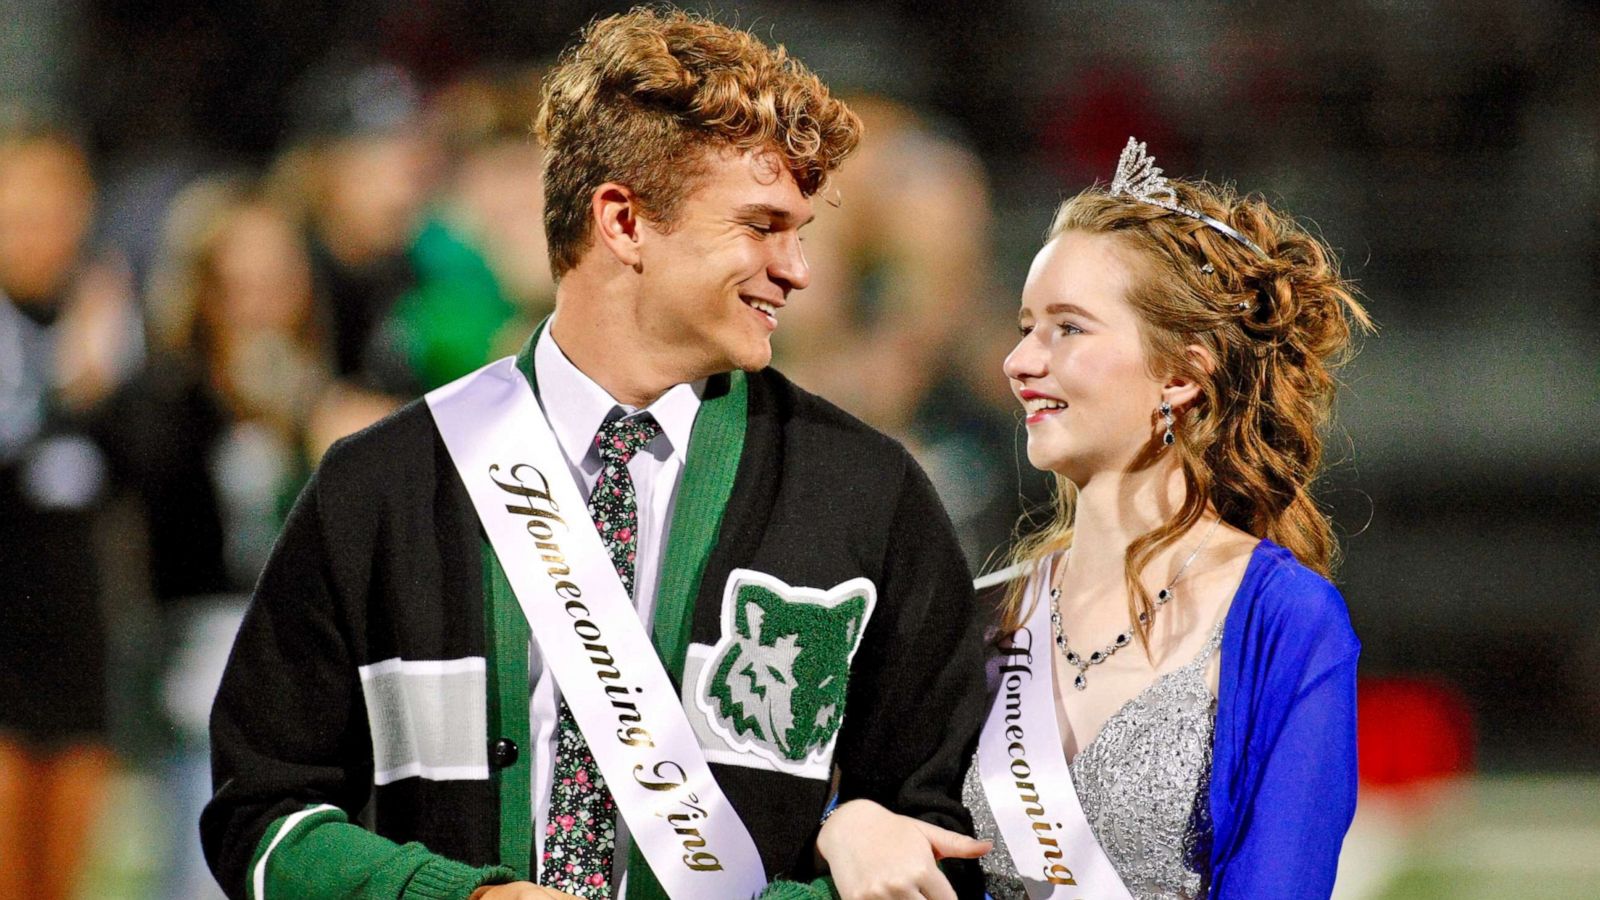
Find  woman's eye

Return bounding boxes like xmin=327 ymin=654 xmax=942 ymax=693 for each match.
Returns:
xmin=1018 ymin=324 xmax=1034 ymax=337
xmin=1059 ymin=322 xmax=1083 ymax=335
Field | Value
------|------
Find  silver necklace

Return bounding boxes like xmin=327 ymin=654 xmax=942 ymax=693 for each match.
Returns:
xmin=1049 ymin=517 xmax=1223 ymax=691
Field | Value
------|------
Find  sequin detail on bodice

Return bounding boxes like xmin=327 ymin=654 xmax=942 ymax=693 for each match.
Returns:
xmin=964 ymin=620 xmax=1224 ymax=900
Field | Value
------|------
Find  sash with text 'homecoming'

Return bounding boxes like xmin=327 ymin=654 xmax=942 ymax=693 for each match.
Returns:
xmin=975 ymin=561 xmax=1134 ymax=900
xmin=427 ymin=357 xmax=767 ymax=899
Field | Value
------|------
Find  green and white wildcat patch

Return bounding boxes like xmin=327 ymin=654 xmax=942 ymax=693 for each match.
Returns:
xmin=691 ymin=569 xmax=876 ymax=775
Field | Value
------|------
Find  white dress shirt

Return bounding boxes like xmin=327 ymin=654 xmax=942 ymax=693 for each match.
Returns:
xmin=529 ymin=325 xmax=703 ymax=887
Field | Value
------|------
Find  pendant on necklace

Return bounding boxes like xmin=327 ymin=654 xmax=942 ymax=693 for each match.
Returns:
xmin=1047 ymin=519 xmax=1220 ymax=693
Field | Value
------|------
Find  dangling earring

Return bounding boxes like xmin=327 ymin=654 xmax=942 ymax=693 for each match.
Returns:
xmin=1160 ymin=401 xmax=1175 ymax=447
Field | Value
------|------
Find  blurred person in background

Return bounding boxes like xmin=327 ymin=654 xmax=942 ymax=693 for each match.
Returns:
xmin=115 ymin=176 xmax=329 ymax=600
xmin=775 ymin=95 xmax=991 ymax=439
xmin=951 ymin=140 xmax=1372 ymax=898
xmin=0 ymin=107 xmax=141 ymax=900
xmin=271 ymin=59 xmax=435 ymax=457
xmin=96 ymin=175 xmax=330 ymax=898
xmin=771 ymin=95 xmax=1033 ymax=565
xmin=384 ymin=65 xmax=555 ymax=392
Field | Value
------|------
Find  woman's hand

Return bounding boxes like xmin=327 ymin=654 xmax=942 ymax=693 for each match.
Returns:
xmin=469 ymin=884 xmax=582 ymax=900
xmin=816 ymin=799 xmax=991 ymax=900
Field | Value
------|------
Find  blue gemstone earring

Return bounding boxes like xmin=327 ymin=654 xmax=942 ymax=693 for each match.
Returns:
xmin=1160 ymin=401 xmax=1175 ymax=447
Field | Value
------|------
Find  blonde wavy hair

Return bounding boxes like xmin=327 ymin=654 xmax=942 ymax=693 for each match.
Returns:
xmin=534 ymin=6 xmax=862 ymax=277
xmin=999 ymin=180 xmax=1374 ymax=643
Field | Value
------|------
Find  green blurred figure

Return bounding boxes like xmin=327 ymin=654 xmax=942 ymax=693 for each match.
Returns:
xmin=389 ymin=67 xmax=556 ymax=391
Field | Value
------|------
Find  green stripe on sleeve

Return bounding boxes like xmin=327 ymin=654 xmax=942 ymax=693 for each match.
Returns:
xmin=248 ymin=804 xmax=341 ymax=900
xmin=759 ymin=877 xmax=842 ymax=900
xmin=247 ymin=803 xmax=514 ymax=899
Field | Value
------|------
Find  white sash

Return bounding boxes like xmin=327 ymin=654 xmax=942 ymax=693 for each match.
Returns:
xmin=976 ymin=561 xmax=1134 ymax=899
xmin=426 ymin=358 xmax=767 ymax=899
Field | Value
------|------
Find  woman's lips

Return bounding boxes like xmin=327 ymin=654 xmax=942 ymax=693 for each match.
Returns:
xmin=1019 ymin=389 xmax=1067 ymax=424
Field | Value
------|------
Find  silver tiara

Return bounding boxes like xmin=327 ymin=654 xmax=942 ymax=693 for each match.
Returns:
xmin=1109 ymin=137 xmax=1265 ymax=258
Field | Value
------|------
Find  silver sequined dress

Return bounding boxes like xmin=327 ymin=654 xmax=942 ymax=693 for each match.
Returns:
xmin=963 ymin=621 xmax=1224 ymax=900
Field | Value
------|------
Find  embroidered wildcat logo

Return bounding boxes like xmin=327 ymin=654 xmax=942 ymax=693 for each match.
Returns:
xmin=696 ymin=570 xmax=876 ymax=770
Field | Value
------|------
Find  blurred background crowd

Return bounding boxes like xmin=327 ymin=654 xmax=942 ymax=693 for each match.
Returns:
xmin=0 ymin=1 xmax=1595 ymax=897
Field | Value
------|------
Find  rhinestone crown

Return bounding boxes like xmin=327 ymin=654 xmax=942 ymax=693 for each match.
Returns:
xmin=1110 ymin=137 xmax=1204 ymax=219
xmin=1106 ymin=136 xmax=1266 ymax=258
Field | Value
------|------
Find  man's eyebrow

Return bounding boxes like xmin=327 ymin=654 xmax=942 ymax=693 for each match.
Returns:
xmin=735 ymin=203 xmax=815 ymax=227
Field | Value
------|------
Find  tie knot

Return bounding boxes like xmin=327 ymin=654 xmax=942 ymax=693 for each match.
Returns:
xmin=594 ymin=413 xmax=661 ymax=465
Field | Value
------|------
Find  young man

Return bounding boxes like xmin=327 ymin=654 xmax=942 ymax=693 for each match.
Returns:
xmin=203 ymin=10 xmax=988 ymax=900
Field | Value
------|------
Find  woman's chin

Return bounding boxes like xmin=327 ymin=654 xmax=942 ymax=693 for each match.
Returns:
xmin=1025 ymin=444 xmax=1078 ymax=479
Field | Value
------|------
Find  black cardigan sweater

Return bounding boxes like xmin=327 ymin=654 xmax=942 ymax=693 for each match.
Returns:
xmin=202 ymin=367 xmax=987 ymax=898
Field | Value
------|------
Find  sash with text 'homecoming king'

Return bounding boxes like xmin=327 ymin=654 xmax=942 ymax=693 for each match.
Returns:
xmin=427 ymin=357 xmax=767 ymax=899
xmin=975 ymin=560 xmax=1134 ymax=900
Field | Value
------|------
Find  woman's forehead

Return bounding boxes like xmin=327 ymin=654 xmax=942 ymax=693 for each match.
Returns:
xmin=1020 ymin=230 xmax=1141 ymax=319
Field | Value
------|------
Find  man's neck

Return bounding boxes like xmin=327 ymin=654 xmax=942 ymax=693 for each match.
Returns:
xmin=549 ymin=282 xmax=699 ymax=409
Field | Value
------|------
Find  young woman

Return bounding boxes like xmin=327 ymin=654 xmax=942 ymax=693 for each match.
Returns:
xmin=953 ymin=139 xmax=1372 ymax=900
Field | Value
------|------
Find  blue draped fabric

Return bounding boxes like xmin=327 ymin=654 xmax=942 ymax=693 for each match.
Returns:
xmin=1207 ymin=540 xmax=1360 ymax=897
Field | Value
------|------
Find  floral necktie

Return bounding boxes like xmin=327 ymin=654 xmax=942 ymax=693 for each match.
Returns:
xmin=541 ymin=414 xmax=661 ymax=898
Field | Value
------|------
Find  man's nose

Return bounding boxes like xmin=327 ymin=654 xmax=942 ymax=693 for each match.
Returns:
xmin=769 ymin=233 xmax=810 ymax=293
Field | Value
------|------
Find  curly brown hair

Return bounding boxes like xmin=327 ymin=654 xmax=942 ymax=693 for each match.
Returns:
xmin=534 ymin=7 xmax=862 ymax=278
xmin=1000 ymin=179 xmax=1374 ymax=644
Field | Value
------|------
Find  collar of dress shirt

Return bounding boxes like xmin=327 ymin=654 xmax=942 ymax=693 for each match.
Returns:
xmin=533 ymin=324 xmax=704 ymax=472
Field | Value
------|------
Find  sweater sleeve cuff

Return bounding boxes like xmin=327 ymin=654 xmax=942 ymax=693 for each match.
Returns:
xmin=402 ymin=856 xmax=518 ymax=900
xmin=759 ymin=876 xmax=841 ymax=900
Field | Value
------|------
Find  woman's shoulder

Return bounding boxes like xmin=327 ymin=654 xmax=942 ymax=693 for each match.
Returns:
xmin=1229 ymin=539 xmax=1359 ymax=659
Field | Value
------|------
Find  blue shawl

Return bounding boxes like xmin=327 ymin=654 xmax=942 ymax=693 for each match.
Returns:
xmin=1207 ymin=539 xmax=1360 ymax=897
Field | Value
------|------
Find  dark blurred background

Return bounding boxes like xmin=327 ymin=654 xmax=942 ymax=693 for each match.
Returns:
xmin=2 ymin=0 xmax=1596 ymax=896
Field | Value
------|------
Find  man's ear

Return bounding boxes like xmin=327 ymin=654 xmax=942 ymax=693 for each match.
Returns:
xmin=1160 ymin=342 xmax=1217 ymax=411
xmin=591 ymin=182 xmax=644 ymax=268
